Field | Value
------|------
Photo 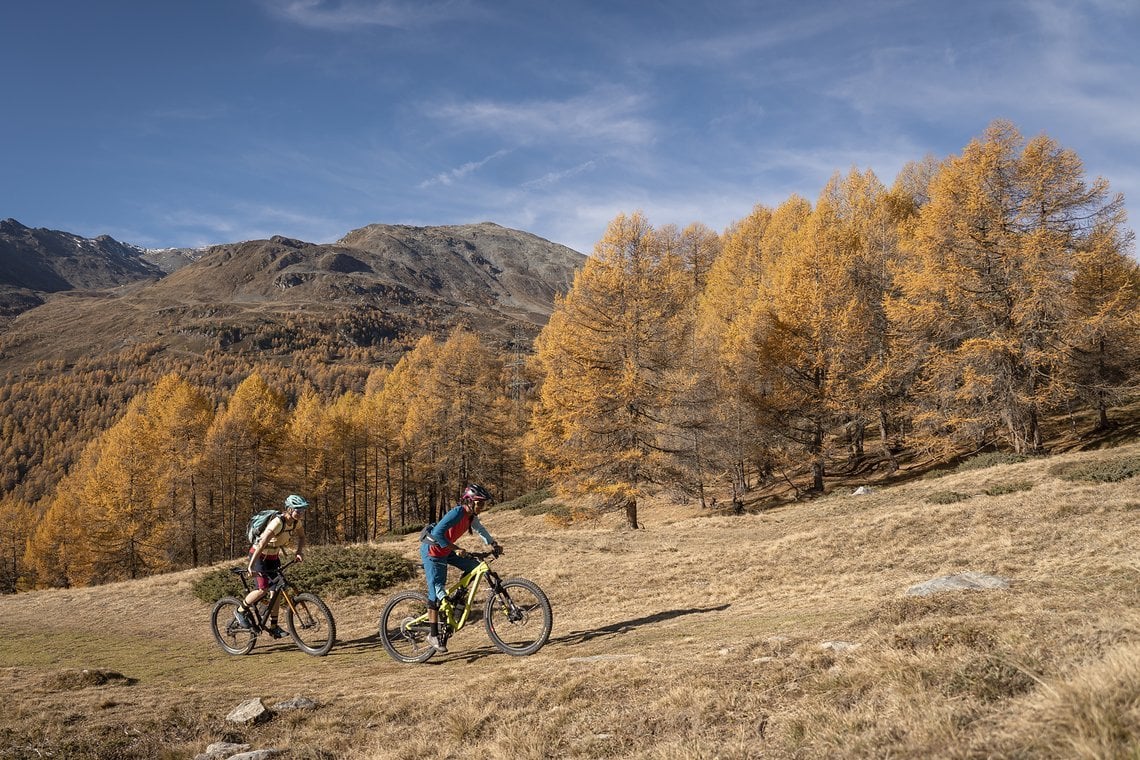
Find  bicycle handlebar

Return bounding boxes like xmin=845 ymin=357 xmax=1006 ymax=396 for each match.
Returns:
xmin=462 ymin=549 xmax=501 ymax=561
xmin=233 ymin=558 xmax=299 ymax=577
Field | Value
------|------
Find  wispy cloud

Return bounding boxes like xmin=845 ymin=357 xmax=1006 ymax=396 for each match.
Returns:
xmin=522 ymin=161 xmax=597 ymax=189
xmin=418 ymin=149 xmax=510 ymax=188
xmin=155 ymin=203 xmax=340 ymax=246
xmin=261 ymin=0 xmax=478 ymax=30
xmin=667 ymin=6 xmax=864 ymax=66
xmin=430 ymin=87 xmax=654 ymax=147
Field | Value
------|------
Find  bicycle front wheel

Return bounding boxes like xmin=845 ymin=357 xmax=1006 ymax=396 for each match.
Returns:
xmin=285 ymin=592 xmax=337 ymax=656
xmin=210 ymin=596 xmax=257 ymax=656
xmin=379 ymin=591 xmax=436 ymax=664
xmin=484 ymin=578 xmax=552 ymax=656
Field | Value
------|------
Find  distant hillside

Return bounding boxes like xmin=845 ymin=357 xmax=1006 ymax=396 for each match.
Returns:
xmin=0 ymin=218 xmax=584 ymax=505
xmin=0 ymin=220 xmax=584 ymax=368
xmin=0 ymin=218 xmax=164 ymax=317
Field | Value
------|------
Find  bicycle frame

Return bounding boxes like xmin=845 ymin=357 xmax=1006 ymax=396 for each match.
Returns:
xmin=440 ymin=563 xmax=483 ymax=631
xmin=430 ymin=551 xmax=503 ymax=634
xmin=233 ymin=560 xmax=301 ymax=631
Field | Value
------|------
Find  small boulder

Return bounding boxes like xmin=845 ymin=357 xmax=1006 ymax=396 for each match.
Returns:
xmin=226 ymin=698 xmax=271 ymax=725
xmin=905 ymin=571 xmax=1010 ymax=597
xmin=820 ymin=640 xmax=861 ymax=653
xmin=194 ymin=742 xmax=249 ymax=760
xmin=271 ymin=696 xmax=318 ymax=711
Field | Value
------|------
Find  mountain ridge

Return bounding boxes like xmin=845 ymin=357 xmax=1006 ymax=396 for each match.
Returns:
xmin=0 ymin=218 xmax=585 ymax=367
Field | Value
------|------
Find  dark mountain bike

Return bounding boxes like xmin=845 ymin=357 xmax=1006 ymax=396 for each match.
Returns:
xmin=379 ymin=550 xmax=552 ymax=663
xmin=209 ymin=560 xmax=336 ymax=657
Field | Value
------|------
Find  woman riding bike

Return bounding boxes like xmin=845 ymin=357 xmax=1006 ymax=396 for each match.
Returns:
xmin=421 ymin=484 xmax=502 ymax=653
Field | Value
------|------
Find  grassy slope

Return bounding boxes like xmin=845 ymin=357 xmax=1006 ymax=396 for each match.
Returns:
xmin=2 ymin=441 xmax=1140 ymax=759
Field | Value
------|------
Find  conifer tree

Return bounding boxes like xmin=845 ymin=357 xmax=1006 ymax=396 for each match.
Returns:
xmin=30 ymin=401 xmax=173 ymax=585
xmin=0 ymin=497 xmax=34 ymax=592
xmin=360 ymin=368 xmax=403 ymax=533
xmin=401 ymin=330 xmax=505 ymax=518
xmin=1062 ymin=224 xmax=1140 ymax=427
xmin=285 ymin=388 xmax=336 ymax=543
xmin=657 ymin=222 xmax=721 ymax=506
xmin=200 ymin=373 xmax=288 ymax=557
xmin=698 ymin=205 xmax=777 ymax=506
xmin=527 ymin=212 xmax=690 ymax=528
xmin=24 ymin=479 xmax=83 ymax=588
xmin=891 ymin=121 xmax=1129 ymax=453
xmin=144 ymin=374 xmax=213 ymax=567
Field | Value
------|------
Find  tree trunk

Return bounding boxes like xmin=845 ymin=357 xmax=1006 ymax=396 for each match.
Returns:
xmin=878 ymin=407 xmax=898 ymax=471
xmin=811 ymin=420 xmax=825 ymax=492
xmin=624 ymin=497 xmax=639 ymax=530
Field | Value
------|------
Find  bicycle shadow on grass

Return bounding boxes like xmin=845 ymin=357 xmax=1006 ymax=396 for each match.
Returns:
xmin=330 ymin=606 xmax=732 ymax=662
xmin=438 ymin=603 xmax=733 ymax=665
xmin=333 ymin=632 xmax=383 ymax=654
xmin=548 ymin=603 xmax=731 ymax=647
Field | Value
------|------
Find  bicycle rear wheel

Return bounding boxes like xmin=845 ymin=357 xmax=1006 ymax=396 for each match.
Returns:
xmin=285 ymin=592 xmax=337 ymax=656
xmin=379 ymin=591 xmax=436 ymax=664
xmin=210 ymin=596 xmax=257 ymax=655
xmin=484 ymin=578 xmax=552 ymax=656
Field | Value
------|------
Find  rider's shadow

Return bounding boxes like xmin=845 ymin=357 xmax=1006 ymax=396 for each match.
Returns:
xmin=444 ymin=603 xmax=734 ymax=664
xmin=334 ymin=632 xmax=383 ymax=653
xmin=549 ymin=603 xmax=731 ymax=646
xmin=332 ymin=604 xmax=733 ymax=662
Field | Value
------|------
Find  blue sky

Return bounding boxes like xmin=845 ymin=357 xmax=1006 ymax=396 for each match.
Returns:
xmin=2 ymin=0 xmax=1138 ymax=254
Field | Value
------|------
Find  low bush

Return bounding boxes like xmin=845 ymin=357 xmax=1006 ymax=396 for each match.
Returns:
xmin=956 ymin=452 xmax=1028 ymax=472
xmin=1049 ymin=456 xmax=1140 ymax=483
xmin=494 ymin=488 xmax=553 ymax=511
xmin=190 ymin=544 xmax=416 ymax=603
xmin=522 ymin=500 xmax=569 ymax=518
xmin=984 ymin=481 xmax=1034 ymax=496
xmin=926 ymin=491 xmax=972 ymax=505
xmin=493 ymin=487 xmax=569 ymax=518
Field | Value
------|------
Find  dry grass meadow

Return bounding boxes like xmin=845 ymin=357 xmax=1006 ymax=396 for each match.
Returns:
xmin=3 ymin=440 xmax=1140 ymax=759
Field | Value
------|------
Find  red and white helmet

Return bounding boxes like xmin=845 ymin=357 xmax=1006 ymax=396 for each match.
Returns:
xmin=461 ymin=483 xmax=492 ymax=504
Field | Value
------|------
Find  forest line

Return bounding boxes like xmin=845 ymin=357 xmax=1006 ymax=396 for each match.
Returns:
xmin=4 ymin=120 xmax=1138 ymax=591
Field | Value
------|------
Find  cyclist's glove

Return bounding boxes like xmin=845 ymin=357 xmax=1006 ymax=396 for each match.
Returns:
xmin=453 ymin=547 xmax=469 ymax=558
xmin=491 ymin=542 xmax=503 ymax=557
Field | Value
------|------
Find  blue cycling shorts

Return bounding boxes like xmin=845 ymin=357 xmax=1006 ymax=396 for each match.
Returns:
xmin=420 ymin=542 xmax=480 ymax=602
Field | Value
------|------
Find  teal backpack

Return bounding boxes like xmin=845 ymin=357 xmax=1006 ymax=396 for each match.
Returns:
xmin=246 ymin=509 xmax=281 ymax=545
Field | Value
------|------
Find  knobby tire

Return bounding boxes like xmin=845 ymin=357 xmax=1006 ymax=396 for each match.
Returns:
xmin=286 ymin=592 xmax=337 ymax=656
xmin=484 ymin=577 xmax=553 ymax=656
xmin=210 ymin=596 xmax=257 ymax=656
xmin=378 ymin=590 xmax=436 ymax=664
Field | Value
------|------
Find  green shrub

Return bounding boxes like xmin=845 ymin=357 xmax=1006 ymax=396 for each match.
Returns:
xmin=926 ymin=490 xmax=972 ymax=505
xmin=984 ymin=481 xmax=1034 ymax=496
xmin=494 ymin=488 xmax=553 ymax=511
xmin=190 ymin=544 xmax=416 ymax=603
xmin=522 ymin=500 xmax=568 ymax=518
xmin=533 ymin=503 xmax=571 ymax=521
xmin=491 ymin=487 xmax=569 ymax=517
xmin=956 ymin=452 xmax=1028 ymax=472
xmin=1049 ymin=456 xmax=1140 ymax=483
xmin=191 ymin=568 xmax=246 ymax=603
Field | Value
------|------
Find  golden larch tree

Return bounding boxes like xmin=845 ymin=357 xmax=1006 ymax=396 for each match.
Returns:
xmin=527 ymin=211 xmax=690 ymax=528
xmin=891 ymin=121 xmax=1128 ymax=453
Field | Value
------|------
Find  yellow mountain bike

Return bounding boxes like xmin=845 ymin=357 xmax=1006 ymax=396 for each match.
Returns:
xmin=379 ymin=550 xmax=552 ymax=663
